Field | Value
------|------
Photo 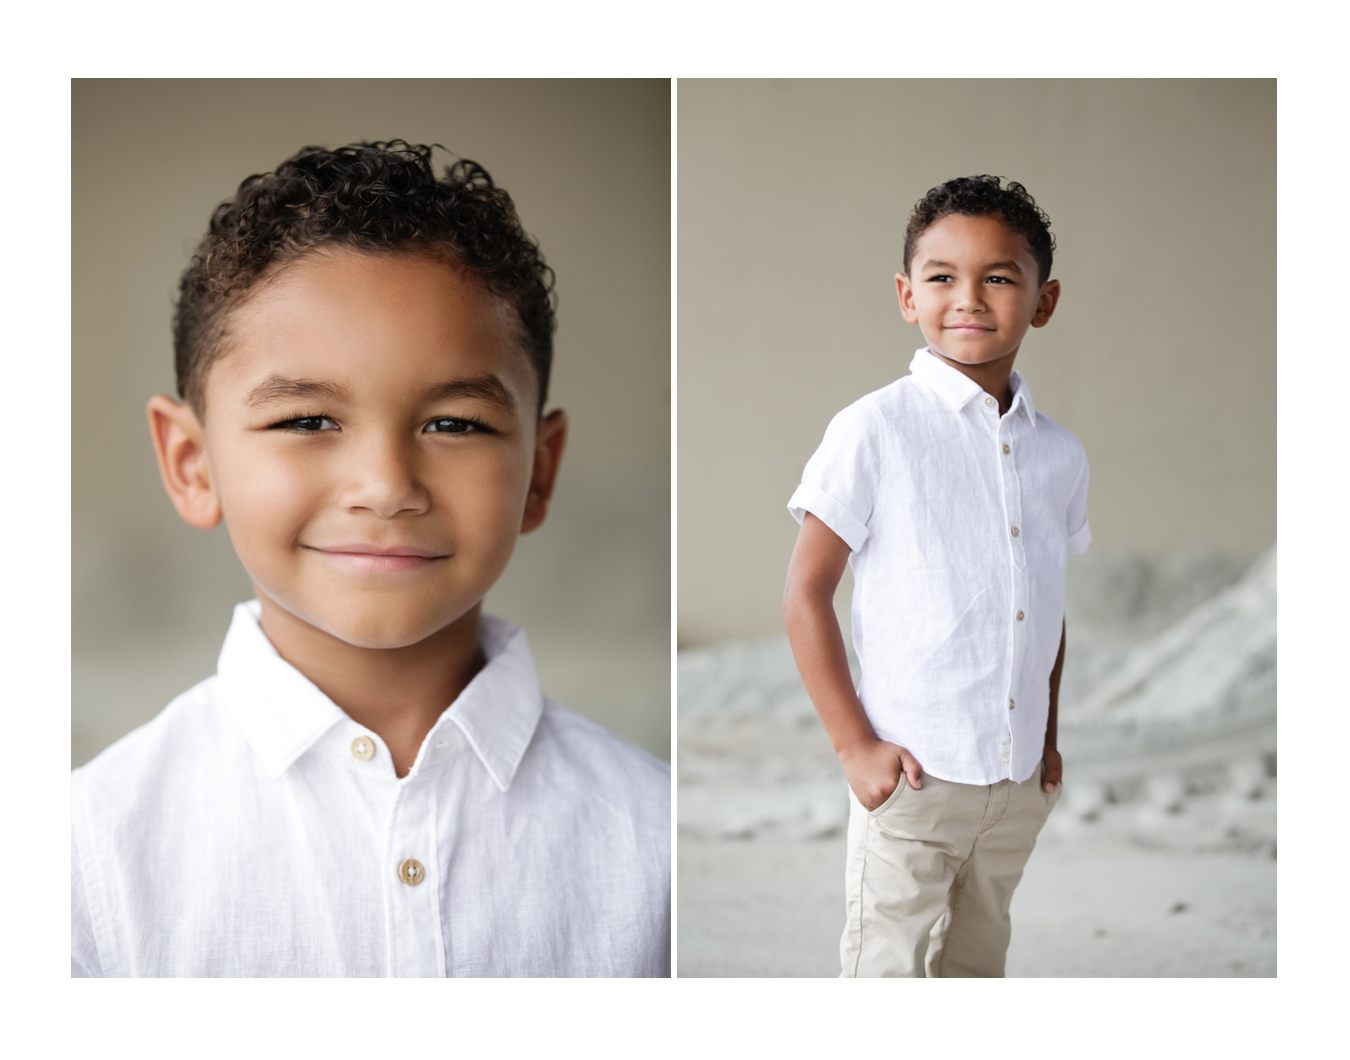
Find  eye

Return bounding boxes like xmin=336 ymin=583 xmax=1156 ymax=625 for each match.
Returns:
xmin=986 ymin=276 xmax=1014 ymax=284
xmin=271 ymin=415 xmax=338 ymax=432
xmin=424 ymin=416 xmax=490 ymax=435
xmin=926 ymin=274 xmax=953 ymax=283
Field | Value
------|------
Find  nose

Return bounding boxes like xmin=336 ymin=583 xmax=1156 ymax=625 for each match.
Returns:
xmin=953 ymin=277 xmax=986 ymax=312
xmin=339 ymin=435 xmax=430 ymax=518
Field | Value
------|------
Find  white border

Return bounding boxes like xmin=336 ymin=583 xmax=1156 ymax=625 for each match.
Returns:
xmin=4 ymin=0 xmax=1344 ymax=1045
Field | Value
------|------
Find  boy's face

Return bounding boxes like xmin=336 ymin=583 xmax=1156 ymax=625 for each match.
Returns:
xmin=149 ymin=248 xmax=565 ymax=650
xmin=896 ymin=213 xmax=1060 ymax=369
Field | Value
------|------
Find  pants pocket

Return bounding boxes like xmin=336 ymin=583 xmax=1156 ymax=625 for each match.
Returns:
xmin=867 ymin=776 xmax=908 ymax=817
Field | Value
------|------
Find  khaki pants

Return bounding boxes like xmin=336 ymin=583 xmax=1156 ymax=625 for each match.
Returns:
xmin=840 ymin=762 xmax=1061 ymax=977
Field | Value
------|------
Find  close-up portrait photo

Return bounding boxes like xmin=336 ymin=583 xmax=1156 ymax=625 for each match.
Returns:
xmin=71 ymin=78 xmax=671 ymax=978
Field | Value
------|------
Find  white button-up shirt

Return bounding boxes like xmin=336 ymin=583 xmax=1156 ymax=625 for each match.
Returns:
xmin=72 ymin=603 xmax=671 ymax=977
xmin=788 ymin=349 xmax=1091 ymax=785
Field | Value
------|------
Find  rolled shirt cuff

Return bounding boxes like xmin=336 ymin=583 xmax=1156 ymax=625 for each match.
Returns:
xmin=787 ymin=483 xmax=870 ymax=553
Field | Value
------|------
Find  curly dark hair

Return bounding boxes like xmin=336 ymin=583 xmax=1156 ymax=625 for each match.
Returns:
xmin=903 ymin=175 xmax=1055 ymax=285
xmin=173 ymin=140 xmax=556 ymax=415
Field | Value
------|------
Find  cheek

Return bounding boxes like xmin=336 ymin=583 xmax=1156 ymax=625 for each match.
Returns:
xmin=212 ymin=448 xmax=325 ymax=557
xmin=912 ymin=290 xmax=945 ymax=315
xmin=438 ymin=446 xmax=531 ymax=550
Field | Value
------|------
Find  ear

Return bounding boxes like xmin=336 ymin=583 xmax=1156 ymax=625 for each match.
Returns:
xmin=520 ymin=409 xmax=568 ymax=534
xmin=1031 ymin=278 xmax=1062 ymax=328
xmin=147 ymin=394 xmax=222 ymax=529
xmin=895 ymin=273 xmax=920 ymax=324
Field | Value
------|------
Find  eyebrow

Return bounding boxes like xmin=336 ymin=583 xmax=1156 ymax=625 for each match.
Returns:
xmin=244 ymin=372 xmax=518 ymax=413
xmin=424 ymin=374 xmax=517 ymax=413
xmin=922 ymin=258 xmax=1024 ymax=274
xmin=246 ymin=376 xmax=352 ymax=407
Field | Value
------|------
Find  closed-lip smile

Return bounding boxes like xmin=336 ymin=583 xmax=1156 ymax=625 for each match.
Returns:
xmin=304 ymin=543 xmax=450 ymax=572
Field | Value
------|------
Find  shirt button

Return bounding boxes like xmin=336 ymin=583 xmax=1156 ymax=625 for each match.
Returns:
xmin=1009 ymin=698 xmax=1016 ymax=710
xmin=398 ymin=858 xmax=426 ymax=886
xmin=984 ymin=396 xmax=995 ymax=407
xmin=1002 ymin=443 xmax=1011 ymax=454
xmin=351 ymin=736 xmax=375 ymax=761
xmin=1010 ymin=526 xmax=1020 ymax=537
xmin=1017 ymin=610 xmax=1025 ymax=621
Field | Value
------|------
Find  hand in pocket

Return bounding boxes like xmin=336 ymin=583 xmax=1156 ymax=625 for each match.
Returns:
xmin=841 ymin=738 xmax=924 ymax=810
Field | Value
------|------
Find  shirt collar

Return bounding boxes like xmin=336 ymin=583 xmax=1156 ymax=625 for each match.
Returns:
xmin=217 ymin=602 xmax=543 ymax=790
xmin=435 ymin=615 xmax=544 ymax=792
xmin=907 ymin=347 xmax=1038 ymax=429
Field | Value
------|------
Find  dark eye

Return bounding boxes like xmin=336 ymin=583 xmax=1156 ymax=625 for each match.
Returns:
xmin=987 ymin=276 xmax=1013 ymax=284
xmin=424 ymin=417 xmax=486 ymax=434
xmin=927 ymin=274 xmax=952 ymax=282
xmin=274 ymin=416 xmax=338 ymax=432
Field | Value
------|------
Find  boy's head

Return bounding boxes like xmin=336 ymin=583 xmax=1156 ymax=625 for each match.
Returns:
xmin=903 ymin=175 xmax=1054 ymax=287
xmin=174 ymin=140 xmax=556 ymax=418
xmin=148 ymin=142 xmax=567 ymax=652
xmin=896 ymin=176 xmax=1061 ymax=369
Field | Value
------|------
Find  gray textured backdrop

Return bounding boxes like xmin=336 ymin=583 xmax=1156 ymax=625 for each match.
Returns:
xmin=73 ymin=79 xmax=670 ymax=766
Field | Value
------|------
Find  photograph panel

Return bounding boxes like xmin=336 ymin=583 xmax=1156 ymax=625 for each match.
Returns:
xmin=677 ymin=78 xmax=1274 ymax=977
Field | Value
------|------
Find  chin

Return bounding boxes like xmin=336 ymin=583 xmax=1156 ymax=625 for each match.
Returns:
xmin=255 ymin=576 xmax=484 ymax=651
xmin=308 ymin=604 xmax=462 ymax=651
xmin=931 ymin=343 xmax=1007 ymax=366
xmin=330 ymin=627 xmax=430 ymax=651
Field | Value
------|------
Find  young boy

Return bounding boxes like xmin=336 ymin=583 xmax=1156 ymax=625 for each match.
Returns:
xmin=783 ymin=176 xmax=1089 ymax=977
xmin=71 ymin=141 xmax=670 ymax=977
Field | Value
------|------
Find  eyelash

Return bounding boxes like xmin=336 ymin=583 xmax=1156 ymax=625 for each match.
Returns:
xmin=927 ymin=275 xmax=1013 ymax=284
xmin=424 ymin=416 xmax=493 ymax=435
xmin=266 ymin=414 xmax=494 ymax=435
xmin=269 ymin=414 xmax=338 ymax=433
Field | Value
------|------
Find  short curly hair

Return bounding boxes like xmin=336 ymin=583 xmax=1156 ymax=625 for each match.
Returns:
xmin=173 ymin=140 xmax=556 ymax=416
xmin=903 ymin=175 xmax=1055 ymax=285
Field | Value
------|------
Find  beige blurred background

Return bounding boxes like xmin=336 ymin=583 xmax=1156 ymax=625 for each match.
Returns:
xmin=73 ymin=79 xmax=670 ymax=767
xmin=678 ymin=79 xmax=1274 ymax=645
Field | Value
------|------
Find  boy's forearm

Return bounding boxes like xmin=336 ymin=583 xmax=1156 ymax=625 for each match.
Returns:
xmin=783 ymin=583 xmax=876 ymax=755
xmin=1045 ymin=619 xmax=1066 ymax=751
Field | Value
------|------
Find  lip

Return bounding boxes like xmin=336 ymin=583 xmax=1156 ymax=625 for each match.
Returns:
xmin=945 ymin=323 xmax=994 ymax=332
xmin=305 ymin=543 xmax=449 ymax=573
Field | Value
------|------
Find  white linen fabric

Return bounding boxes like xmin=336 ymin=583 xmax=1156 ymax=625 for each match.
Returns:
xmin=788 ymin=348 xmax=1090 ymax=786
xmin=71 ymin=603 xmax=671 ymax=977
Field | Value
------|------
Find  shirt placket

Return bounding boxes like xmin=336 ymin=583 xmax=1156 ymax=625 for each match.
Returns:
xmin=383 ymin=776 xmax=446 ymax=977
xmin=997 ymin=409 xmax=1029 ymax=778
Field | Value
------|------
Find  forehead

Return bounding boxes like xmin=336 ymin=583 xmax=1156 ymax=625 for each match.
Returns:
xmin=209 ymin=248 xmax=535 ymax=407
xmin=912 ymin=213 xmax=1036 ymax=267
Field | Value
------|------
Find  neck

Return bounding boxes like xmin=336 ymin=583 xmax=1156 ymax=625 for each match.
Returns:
xmin=255 ymin=594 xmax=486 ymax=778
xmin=928 ymin=345 xmax=1018 ymax=415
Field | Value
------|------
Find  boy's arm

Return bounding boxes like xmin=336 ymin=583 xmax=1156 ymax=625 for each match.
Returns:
xmin=1043 ymin=619 xmax=1066 ymax=792
xmin=783 ymin=512 xmax=924 ymax=810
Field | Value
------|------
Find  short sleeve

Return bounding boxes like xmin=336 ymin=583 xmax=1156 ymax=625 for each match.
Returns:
xmin=1066 ymin=444 xmax=1092 ymax=556
xmin=787 ymin=399 xmax=884 ymax=553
